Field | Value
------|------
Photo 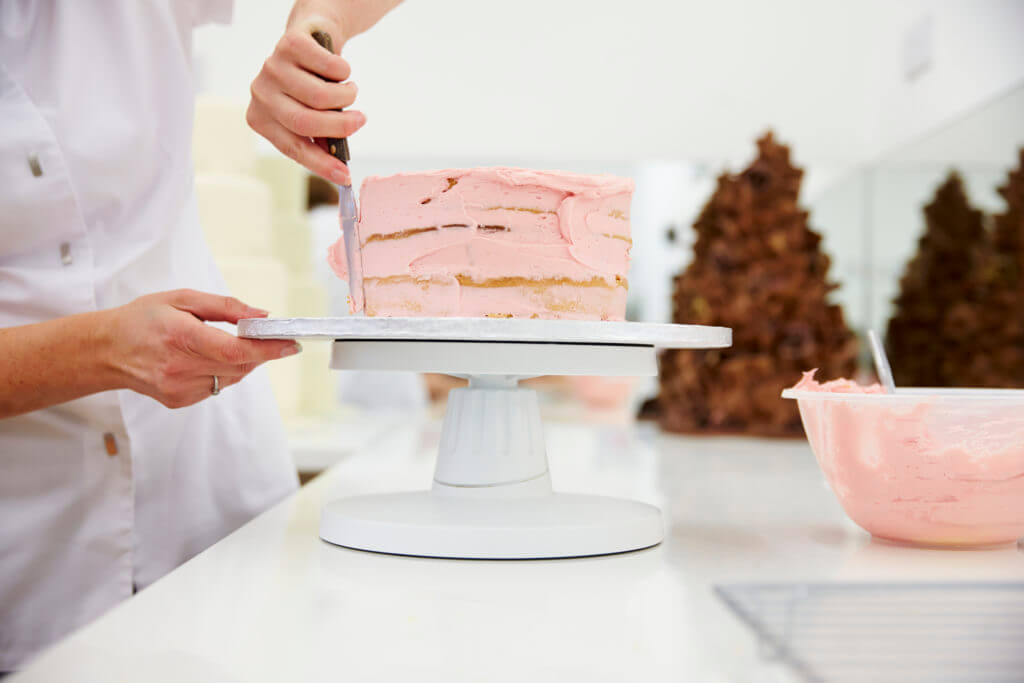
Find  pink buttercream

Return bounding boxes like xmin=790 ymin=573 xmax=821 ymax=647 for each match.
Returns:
xmin=328 ymin=167 xmax=633 ymax=318
xmin=791 ymin=370 xmax=885 ymax=394
xmin=788 ymin=370 xmax=1024 ymax=546
xmin=327 ymin=237 xmax=347 ymax=279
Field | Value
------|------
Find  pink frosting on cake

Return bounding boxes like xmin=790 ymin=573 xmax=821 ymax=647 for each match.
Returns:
xmin=789 ymin=371 xmax=1024 ymax=546
xmin=327 ymin=167 xmax=634 ymax=319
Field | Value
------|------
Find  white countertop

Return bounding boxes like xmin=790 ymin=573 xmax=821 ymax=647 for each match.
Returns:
xmin=13 ymin=418 xmax=1024 ymax=682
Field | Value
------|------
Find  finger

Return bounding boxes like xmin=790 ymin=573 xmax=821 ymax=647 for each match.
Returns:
xmin=184 ymin=322 xmax=301 ymax=366
xmin=249 ymin=114 xmax=351 ymax=185
xmin=276 ymin=30 xmax=352 ymax=81
xmin=165 ymin=289 xmax=268 ymax=324
xmin=167 ymin=373 xmax=249 ymax=409
xmin=184 ymin=357 xmax=267 ymax=380
xmin=266 ymin=88 xmax=365 ymax=139
xmin=204 ymin=372 xmax=249 ymax=393
xmin=275 ymin=64 xmax=358 ymax=111
xmin=216 ymin=373 xmax=247 ymax=391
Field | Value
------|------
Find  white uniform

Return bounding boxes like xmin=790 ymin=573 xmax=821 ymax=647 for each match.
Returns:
xmin=0 ymin=0 xmax=298 ymax=670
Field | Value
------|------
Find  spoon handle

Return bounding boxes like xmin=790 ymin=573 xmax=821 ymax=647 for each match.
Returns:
xmin=867 ymin=329 xmax=897 ymax=393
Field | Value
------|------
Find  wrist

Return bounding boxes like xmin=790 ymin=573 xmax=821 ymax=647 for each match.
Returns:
xmin=81 ymin=307 xmax=128 ymax=392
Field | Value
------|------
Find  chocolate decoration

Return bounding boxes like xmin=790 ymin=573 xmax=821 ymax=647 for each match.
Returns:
xmin=885 ymin=172 xmax=986 ymax=387
xmin=941 ymin=148 xmax=1024 ymax=388
xmin=654 ymin=132 xmax=858 ymax=437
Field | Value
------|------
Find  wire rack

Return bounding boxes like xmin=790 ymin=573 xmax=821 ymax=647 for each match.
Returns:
xmin=715 ymin=582 xmax=1024 ymax=683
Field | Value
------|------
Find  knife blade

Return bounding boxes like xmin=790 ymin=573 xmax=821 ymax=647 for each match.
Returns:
xmin=311 ymin=30 xmax=362 ymax=311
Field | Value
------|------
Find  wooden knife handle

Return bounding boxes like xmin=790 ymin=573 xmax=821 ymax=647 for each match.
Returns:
xmin=311 ymin=30 xmax=351 ymax=164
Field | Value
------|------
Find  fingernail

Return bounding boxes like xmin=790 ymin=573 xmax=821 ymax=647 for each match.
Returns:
xmin=280 ymin=342 xmax=302 ymax=358
xmin=332 ymin=168 xmax=350 ymax=185
xmin=249 ymin=307 xmax=269 ymax=317
xmin=352 ymin=111 xmax=366 ymax=127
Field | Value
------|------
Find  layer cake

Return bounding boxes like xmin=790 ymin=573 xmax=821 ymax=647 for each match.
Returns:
xmin=328 ymin=168 xmax=634 ymax=320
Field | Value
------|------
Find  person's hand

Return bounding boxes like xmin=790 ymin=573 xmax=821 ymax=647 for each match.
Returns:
xmin=106 ymin=290 xmax=301 ymax=409
xmin=247 ymin=8 xmax=363 ymax=186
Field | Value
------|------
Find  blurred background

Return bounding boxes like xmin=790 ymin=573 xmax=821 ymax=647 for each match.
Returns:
xmin=187 ymin=0 xmax=1024 ymax=449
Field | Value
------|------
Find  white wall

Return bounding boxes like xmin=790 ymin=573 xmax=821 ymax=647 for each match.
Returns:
xmin=883 ymin=87 xmax=1024 ymax=167
xmin=195 ymin=1 xmax=1024 ymax=167
xmin=194 ymin=0 xmax=880 ymax=165
xmin=864 ymin=0 xmax=1024 ymax=160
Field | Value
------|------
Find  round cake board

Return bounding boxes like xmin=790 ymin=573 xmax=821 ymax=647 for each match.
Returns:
xmin=238 ymin=316 xmax=731 ymax=348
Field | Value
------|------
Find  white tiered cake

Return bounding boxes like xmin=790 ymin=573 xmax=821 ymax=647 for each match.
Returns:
xmin=193 ymin=96 xmax=335 ymax=419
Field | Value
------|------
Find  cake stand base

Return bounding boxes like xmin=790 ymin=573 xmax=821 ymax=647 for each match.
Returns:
xmin=320 ymin=487 xmax=663 ymax=559
xmin=318 ymin=371 xmax=664 ymax=559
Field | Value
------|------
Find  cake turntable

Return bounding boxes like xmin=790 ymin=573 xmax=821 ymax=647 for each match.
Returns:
xmin=240 ymin=317 xmax=731 ymax=559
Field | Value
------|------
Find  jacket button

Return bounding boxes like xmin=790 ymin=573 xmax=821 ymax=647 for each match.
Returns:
xmin=60 ymin=242 xmax=72 ymax=266
xmin=28 ymin=153 xmax=43 ymax=177
xmin=103 ymin=433 xmax=118 ymax=456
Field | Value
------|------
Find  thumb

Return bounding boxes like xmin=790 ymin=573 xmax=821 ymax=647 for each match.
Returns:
xmin=164 ymin=289 xmax=269 ymax=324
xmin=296 ymin=15 xmax=348 ymax=51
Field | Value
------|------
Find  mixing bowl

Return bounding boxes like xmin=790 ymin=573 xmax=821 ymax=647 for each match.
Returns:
xmin=783 ymin=382 xmax=1024 ymax=547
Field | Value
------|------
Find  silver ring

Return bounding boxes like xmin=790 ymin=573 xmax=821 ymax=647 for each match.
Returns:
xmin=211 ymin=375 xmax=220 ymax=396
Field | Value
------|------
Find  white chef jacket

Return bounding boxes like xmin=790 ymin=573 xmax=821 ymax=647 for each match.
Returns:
xmin=0 ymin=0 xmax=298 ymax=670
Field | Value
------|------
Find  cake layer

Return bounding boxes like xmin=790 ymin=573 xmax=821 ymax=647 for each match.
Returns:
xmin=362 ymin=276 xmax=627 ymax=320
xmin=273 ymin=213 xmax=314 ymax=274
xmin=254 ymin=153 xmax=308 ymax=217
xmin=192 ymin=97 xmax=258 ymax=175
xmin=287 ymin=274 xmax=329 ymax=317
xmin=218 ymin=259 xmax=289 ymax=316
xmin=196 ymin=173 xmax=274 ymax=261
xmin=329 ymin=167 xmax=634 ymax=320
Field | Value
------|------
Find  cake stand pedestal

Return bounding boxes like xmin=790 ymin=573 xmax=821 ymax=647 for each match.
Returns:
xmin=240 ymin=318 xmax=731 ymax=559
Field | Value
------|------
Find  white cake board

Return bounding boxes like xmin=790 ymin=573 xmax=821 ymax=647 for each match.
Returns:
xmin=240 ymin=317 xmax=731 ymax=559
xmin=238 ymin=316 xmax=730 ymax=347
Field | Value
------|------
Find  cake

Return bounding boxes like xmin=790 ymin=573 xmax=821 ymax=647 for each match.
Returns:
xmin=254 ymin=154 xmax=308 ymax=217
xmin=328 ymin=168 xmax=634 ymax=320
xmin=192 ymin=96 xmax=260 ymax=175
xmin=196 ymin=173 xmax=277 ymax=260
xmin=193 ymin=97 xmax=336 ymax=418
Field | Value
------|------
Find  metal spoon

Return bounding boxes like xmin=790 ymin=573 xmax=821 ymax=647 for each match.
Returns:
xmin=867 ymin=329 xmax=896 ymax=394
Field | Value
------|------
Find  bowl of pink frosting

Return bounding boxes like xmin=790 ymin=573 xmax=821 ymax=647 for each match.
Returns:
xmin=783 ymin=371 xmax=1024 ymax=547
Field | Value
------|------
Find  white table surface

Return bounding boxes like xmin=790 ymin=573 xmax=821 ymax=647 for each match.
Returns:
xmin=13 ymin=419 xmax=1024 ymax=682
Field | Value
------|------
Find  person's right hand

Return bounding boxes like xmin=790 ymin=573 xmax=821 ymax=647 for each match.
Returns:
xmin=106 ymin=290 xmax=301 ymax=409
xmin=247 ymin=9 xmax=363 ymax=185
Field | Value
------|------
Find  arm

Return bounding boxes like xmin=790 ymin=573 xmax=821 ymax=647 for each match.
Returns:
xmin=0 ymin=290 xmax=299 ymax=419
xmin=246 ymin=0 xmax=403 ymax=184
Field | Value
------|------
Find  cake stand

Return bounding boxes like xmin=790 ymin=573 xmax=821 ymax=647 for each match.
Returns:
xmin=239 ymin=317 xmax=731 ymax=559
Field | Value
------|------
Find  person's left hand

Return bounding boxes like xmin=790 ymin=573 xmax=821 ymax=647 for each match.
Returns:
xmin=247 ymin=17 xmax=364 ymax=185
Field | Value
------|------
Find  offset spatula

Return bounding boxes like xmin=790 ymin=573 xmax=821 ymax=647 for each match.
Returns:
xmin=311 ymin=30 xmax=360 ymax=306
